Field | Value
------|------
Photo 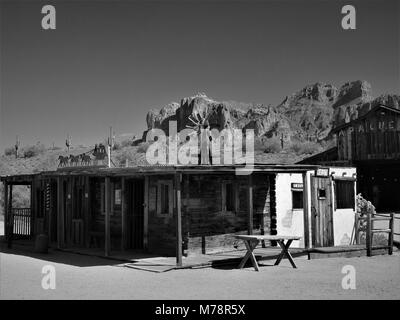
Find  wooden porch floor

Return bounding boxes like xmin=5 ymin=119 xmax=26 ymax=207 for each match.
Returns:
xmin=56 ymin=246 xmax=309 ymax=272
xmin=1 ymin=237 xmax=395 ymax=273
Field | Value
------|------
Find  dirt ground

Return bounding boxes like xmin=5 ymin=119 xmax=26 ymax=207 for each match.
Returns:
xmin=0 ymin=245 xmax=399 ymax=300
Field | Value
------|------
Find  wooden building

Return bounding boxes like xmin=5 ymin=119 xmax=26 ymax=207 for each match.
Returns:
xmin=2 ymin=163 xmax=358 ymax=265
xmin=301 ymin=103 xmax=400 ymax=212
xmin=333 ymin=103 xmax=400 ymax=212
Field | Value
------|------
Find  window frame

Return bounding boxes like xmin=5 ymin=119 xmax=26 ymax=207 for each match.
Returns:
xmin=291 ymin=190 xmax=304 ymax=210
xmin=221 ymin=180 xmax=238 ymax=213
xmin=156 ymin=180 xmax=173 ymax=217
xmin=334 ymin=178 xmax=356 ymax=210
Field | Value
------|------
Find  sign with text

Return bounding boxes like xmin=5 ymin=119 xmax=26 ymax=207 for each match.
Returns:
xmin=315 ymin=168 xmax=330 ymax=177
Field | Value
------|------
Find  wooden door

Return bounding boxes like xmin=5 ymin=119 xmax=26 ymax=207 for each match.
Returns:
xmin=127 ymin=179 xmax=144 ymax=249
xmin=311 ymin=176 xmax=334 ymax=247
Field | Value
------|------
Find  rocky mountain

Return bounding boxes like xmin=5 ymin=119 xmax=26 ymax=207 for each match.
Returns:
xmin=331 ymin=80 xmax=372 ymax=129
xmin=143 ymin=80 xmax=386 ymax=144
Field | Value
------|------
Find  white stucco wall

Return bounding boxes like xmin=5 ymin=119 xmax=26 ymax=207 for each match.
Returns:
xmin=276 ymin=167 xmax=357 ymax=248
xmin=275 ymin=173 xmax=306 ymax=248
xmin=330 ymin=167 xmax=357 ymax=246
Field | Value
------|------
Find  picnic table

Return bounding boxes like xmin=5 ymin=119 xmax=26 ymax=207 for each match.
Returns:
xmin=235 ymin=235 xmax=301 ymax=271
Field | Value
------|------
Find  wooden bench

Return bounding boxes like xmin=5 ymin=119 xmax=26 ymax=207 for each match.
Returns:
xmin=235 ymin=235 xmax=301 ymax=271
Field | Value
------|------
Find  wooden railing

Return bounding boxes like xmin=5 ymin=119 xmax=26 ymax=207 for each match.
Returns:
xmin=11 ymin=208 xmax=32 ymax=238
xmin=358 ymin=212 xmax=396 ymax=256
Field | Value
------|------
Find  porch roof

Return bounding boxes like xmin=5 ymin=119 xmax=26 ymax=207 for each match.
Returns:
xmin=1 ymin=163 xmax=320 ymax=182
xmin=0 ymin=173 xmax=37 ymax=184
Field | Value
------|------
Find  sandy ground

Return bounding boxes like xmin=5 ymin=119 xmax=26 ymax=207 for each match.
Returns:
xmin=0 ymin=246 xmax=399 ymax=300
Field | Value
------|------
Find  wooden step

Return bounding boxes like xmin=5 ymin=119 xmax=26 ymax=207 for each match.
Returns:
xmin=371 ymin=217 xmax=392 ymax=221
xmin=371 ymin=229 xmax=392 ymax=233
xmin=308 ymin=245 xmax=392 ymax=259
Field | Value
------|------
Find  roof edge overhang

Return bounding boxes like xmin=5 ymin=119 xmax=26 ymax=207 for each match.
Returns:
xmin=1 ymin=163 xmax=324 ymax=181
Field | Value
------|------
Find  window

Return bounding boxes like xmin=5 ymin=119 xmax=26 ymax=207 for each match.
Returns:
xmin=114 ymin=188 xmax=122 ymax=206
xmin=112 ymin=181 xmax=122 ymax=209
xmin=335 ymin=180 xmax=355 ymax=209
xmin=225 ymin=183 xmax=234 ymax=211
xmin=160 ymin=184 xmax=169 ymax=213
xmin=222 ymin=181 xmax=237 ymax=213
xmin=292 ymin=190 xmax=303 ymax=209
xmin=318 ymin=188 xmax=326 ymax=199
xmin=157 ymin=180 xmax=173 ymax=216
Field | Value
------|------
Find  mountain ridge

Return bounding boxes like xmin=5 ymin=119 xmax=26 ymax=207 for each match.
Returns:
xmin=144 ymin=80 xmax=377 ymax=144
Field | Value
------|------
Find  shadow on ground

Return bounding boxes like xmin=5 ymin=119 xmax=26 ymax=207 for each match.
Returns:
xmin=209 ymin=251 xmax=307 ymax=270
xmin=0 ymin=241 xmax=127 ymax=267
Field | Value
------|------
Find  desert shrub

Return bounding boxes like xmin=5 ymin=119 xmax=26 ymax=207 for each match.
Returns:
xmin=254 ymin=137 xmax=281 ymax=153
xmin=137 ymin=142 xmax=152 ymax=153
xmin=112 ymin=142 xmax=121 ymax=151
xmin=120 ymin=139 xmax=134 ymax=148
xmin=0 ymin=184 xmax=30 ymax=220
xmin=22 ymin=143 xmax=46 ymax=158
xmin=356 ymin=194 xmax=375 ymax=244
xmin=35 ymin=154 xmax=58 ymax=171
xmin=288 ymin=140 xmax=322 ymax=155
xmin=4 ymin=147 xmax=15 ymax=156
xmin=11 ymin=185 xmax=30 ymax=208
xmin=115 ymin=149 xmax=135 ymax=166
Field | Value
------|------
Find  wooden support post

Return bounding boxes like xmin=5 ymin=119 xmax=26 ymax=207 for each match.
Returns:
xmin=175 ymin=173 xmax=183 ymax=267
xmin=30 ymin=180 xmax=34 ymax=239
xmin=9 ymin=184 xmax=13 ymax=219
xmin=143 ymin=176 xmax=149 ymax=251
xmin=121 ymin=177 xmax=126 ymax=251
xmin=57 ymin=177 xmax=65 ymax=248
xmin=84 ymin=176 xmax=90 ymax=248
xmin=8 ymin=184 xmax=13 ymax=248
xmin=302 ymin=172 xmax=310 ymax=249
xmin=247 ymin=175 xmax=253 ymax=235
xmin=9 ymin=184 xmax=13 ymax=211
xmin=353 ymin=213 xmax=359 ymax=245
xmin=4 ymin=182 xmax=8 ymax=239
xmin=105 ymin=177 xmax=111 ymax=257
xmin=366 ymin=209 xmax=372 ymax=257
xmin=66 ymin=177 xmax=72 ymax=246
xmin=388 ymin=213 xmax=394 ymax=255
xmin=184 ymin=175 xmax=190 ymax=251
xmin=47 ymin=180 xmax=52 ymax=241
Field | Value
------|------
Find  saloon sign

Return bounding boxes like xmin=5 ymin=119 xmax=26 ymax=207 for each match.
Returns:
xmin=353 ymin=116 xmax=400 ymax=133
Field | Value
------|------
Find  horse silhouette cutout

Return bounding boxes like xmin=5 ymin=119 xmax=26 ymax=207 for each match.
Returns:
xmin=69 ymin=154 xmax=80 ymax=166
xmin=58 ymin=155 xmax=69 ymax=167
xmin=80 ymin=154 xmax=92 ymax=166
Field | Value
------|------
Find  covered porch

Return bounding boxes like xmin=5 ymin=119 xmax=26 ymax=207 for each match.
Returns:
xmin=1 ymin=164 xmax=318 ymax=267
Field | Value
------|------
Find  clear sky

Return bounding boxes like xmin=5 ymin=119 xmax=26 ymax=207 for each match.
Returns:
xmin=0 ymin=0 xmax=399 ymax=152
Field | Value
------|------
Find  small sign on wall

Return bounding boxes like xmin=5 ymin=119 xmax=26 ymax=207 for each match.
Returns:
xmin=315 ymin=167 xmax=330 ymax=177
xmin=291 ymin=183 xmax=303 ymax=190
